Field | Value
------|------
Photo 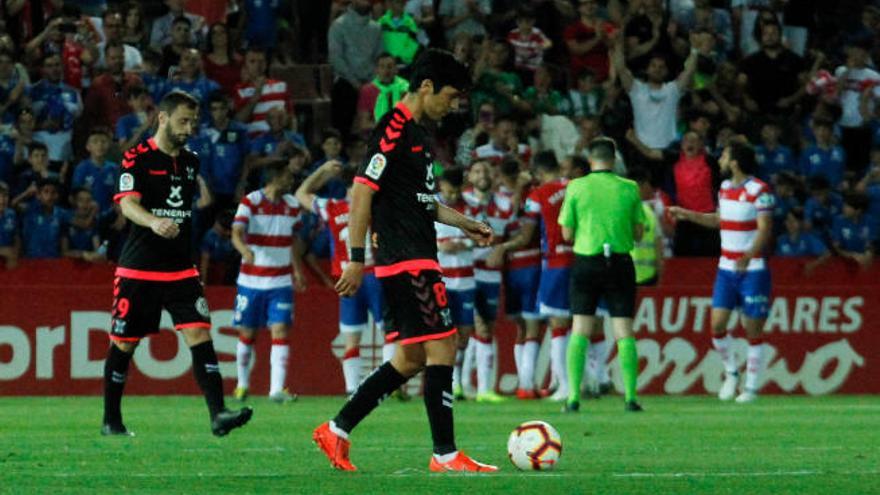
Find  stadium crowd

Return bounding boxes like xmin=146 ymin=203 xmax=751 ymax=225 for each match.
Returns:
xmin=0 ymin=0 xmax=878 ymax=279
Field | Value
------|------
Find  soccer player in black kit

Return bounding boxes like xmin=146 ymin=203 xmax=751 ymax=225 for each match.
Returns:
xmin=313 ymin=49 xmax=498 ymax=473
xmin=102 ymin=90 xmax=252 ymax=437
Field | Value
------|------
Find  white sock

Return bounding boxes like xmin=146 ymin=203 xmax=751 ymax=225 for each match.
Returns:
xmin=341 ymin=348 xmax=361 ymax=394
xmin=453 ymin=349 xmax=464 ymax=390
xmin=590 ymin=338 xmax=609 ymax=384
xmin=521 ymin=339 xmax=539 ymax=391
xmin=382 ymin=342 xmax=396 ymax=363
xmin=514 ymin=342 xmax=523 ymax=387
xmin=269 ymin=342 xmax=289 ymax=395
xmin=550 ymin=329 xmax=569 ymax=393
xmin=712 ymin=333 xmax=737 ymax=375
xmin=329 ymin=420 xmax=349 ymax=439
xmin=461 ymin=337 xmax=476 ymax=391
xmin=745 ymin=341 xmax=765 ymax=393
xmin=433 ymin=451 xmax=458 ymax=463
xmin=475 ymin=337 xmax=494 ymax=394
xmin=236 ymin=340 xmax=253 ymax=389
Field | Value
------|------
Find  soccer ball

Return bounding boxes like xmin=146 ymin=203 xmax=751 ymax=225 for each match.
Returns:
xmin=507 ymin=420 xmax=563 ymax=471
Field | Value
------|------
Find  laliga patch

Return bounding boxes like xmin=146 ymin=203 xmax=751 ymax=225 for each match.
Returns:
xmin=119 ymin=173 xmax=134 ymax=192
xmin=195 ymin=297 xmax=210 ymax=318
xmin=365 ymin=153 xmax=387 ymax=180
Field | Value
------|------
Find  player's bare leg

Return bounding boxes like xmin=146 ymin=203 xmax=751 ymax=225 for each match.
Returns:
xmin=737 ymin=317 xmax=767 ymax=403
xmin=474 ymin=315 xmax=505 ymax=403
xmin=102 ymin=340 xmax=138 ymax=436
xmin=181 ymin=327 xmax=253 ymax=436
xmin=268 ymin=323 xmax=295 ymax=403
xmin=234 ymin=327 xmax=256 ymax=401
xmin=711 ymin=308 xmax=739 ymax=400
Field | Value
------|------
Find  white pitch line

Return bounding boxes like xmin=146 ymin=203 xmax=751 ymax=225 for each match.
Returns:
xmin=613 ymin=470 xmax=880 ymax=479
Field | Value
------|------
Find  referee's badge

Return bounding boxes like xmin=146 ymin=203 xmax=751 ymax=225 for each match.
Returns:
xmin=119 ymin=173 xmax=134 ymax=192
xmin=365 ymin=153 xmax=387 ymax=180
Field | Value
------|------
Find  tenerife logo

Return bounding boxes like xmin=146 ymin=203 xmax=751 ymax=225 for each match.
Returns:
xmin=167 ymin=185 xmax=183 ymax=208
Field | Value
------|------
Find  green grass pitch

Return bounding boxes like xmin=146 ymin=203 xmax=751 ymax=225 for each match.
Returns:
xmin=1 ymin=395 xmax=878 ymax=494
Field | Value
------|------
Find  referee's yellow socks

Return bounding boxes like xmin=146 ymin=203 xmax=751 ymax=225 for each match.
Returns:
xmin=617 ymin=337 xmax=638 ymax=402
xmin=566 ymin=333 xmax=589 ymax=405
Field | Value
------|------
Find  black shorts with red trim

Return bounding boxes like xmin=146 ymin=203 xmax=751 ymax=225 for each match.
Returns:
xmin=379 ymin=269 xmax=456 ymax=346
xmin=110 ymin=268 xmax=211 ymax=341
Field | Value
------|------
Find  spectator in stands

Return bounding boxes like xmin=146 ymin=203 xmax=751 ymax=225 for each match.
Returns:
xmin=378 ymin=0 xmax=424 ymax=66
xmin=0 ymin=48 xmax=27 ymax=125
xmin=755 ymin=120 xmax=797 ymax=183
xmin=439 ymin=0 xmax=490 ymax=42
xmin=564 ymin=0 xmax=617 ymax=82
xmin=832 ymin=192 xmax=875 ymax=268
xmin=354 ymin=53 xmax=409 ymax=137
xmin=472 ymin=40 xmax=529 ymax=118
xmin=140 ymin=49 xmax=169 ymax=104
xmin=624 ymin=0 xmax=677 ymax=73
xmin=200 ymin=208 xmax=237 ymax=285
xmin=84 ymin=42 xmax=143 ymax=130
xmin=115 ymin=85 xmax=157 ymax=151
xmin=455 ymin=101 xmax=494 ymax=166
xmin=776 ymin=210 xmax=830 ymax=274
xmin=96 ymin=9 xmax=143 ymax=72
xmin=159 ymin=16 xmax=193 ymax=77
xmin=12 ymin=142 xmax=59 ymax=206
xmin=771 ymin=171 xmax=802 ymax=237
xmin=676 ymin=0 xmax=734 ymax=55
xmin=72 ymin=127 xmax=116 ymax=213
xmin=121 ymin=1 xmax=149 ymax=51
xmin=473 ymin=116 xmax=530 ymax=166
xmin=165 ymin=47 xmax=221 ymax=122
xmin=24 ymin=12 xmax=98 ymax=90
xmin=28 ymin=52 xmax=83 ymax=167
xmin=573 ymin=115 xmax=626 ymax=175
xmin=241 ymin=0 xmax=283 ymax=52
xmin=612 ymin=34 xmax=698 ymax=152
xmin=307 ymin=128 xmax=347 ymax=200
xmin=62 ymin=187 xmax=103 ymax=262
xmin=0 ymin=182 xmax=20 ymax=269
xmin=10 ymin=109 xmax=37 ymax=172
xmin=800 ymin=118 xmax=846 ymax=189
xmin=506 ymin=6 xmax=552 ymax=84
xmin=345 ymin=135 xmax=368 ymax=170
xmin=803 ymin=175 xmax=842 ymax=238
xmin=738 ymin=20 xmax=807 ymax=116
xmin=243 ymin=106 xmax=304 ymax=192
xmin=150 ymin=0 xmax=205 ymax=48
xmin=194 ymin=92 xmax=250 ymax=211
xmin=560 ymin=68 xmax=607 ymax=119
xmin=328 ymin=0 xmax=383 ymax=137
xmin=21 ymin=178 xmax=67 ymax=259
xmin=855 ymin=148 xmax=880 ymax=235
xmin=835 ymin=37 xmax=879 ymax=175
xmin=523 ymin=65 xmax=563 ymax=116
xmin=202 ymin=23 xmax=242 ymax=97
xmin=0 ymin=116 xmax=14 ymax=185
xmin=233 ymin=47 xmax=294 ymax=137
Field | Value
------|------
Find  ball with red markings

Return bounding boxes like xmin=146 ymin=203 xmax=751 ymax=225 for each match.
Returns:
xmin=507 ymin=420 xmax=563 ymax=471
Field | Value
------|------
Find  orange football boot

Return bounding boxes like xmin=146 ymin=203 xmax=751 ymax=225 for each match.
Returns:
xmin=429 ymin=451 xmax=499 ymax=473
xmin=313 ymin=422 xmax=357 ymax=471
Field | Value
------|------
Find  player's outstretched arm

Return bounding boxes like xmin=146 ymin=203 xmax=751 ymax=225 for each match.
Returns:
xmin=668 ymin=206 xmax=720 ymax=229
xmin=119 ymin=195 xmax=179 ymax=239
xmin=436 ymin=202 xmax=493 ymax=247
xmin=295 ymin=160 xmax=344 ymax=213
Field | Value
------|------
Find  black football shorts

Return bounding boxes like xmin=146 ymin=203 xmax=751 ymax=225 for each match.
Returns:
xmin=110 ymin=275 xmax=211 ymax=341
xmin=380 ymin=269 xmax=457 ymax=345
xmin=570 ymin=254 xmax=637 ymax=318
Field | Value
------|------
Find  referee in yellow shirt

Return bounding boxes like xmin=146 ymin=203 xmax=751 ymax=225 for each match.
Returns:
xmin=558 ymin=137 xmax=645 ymax=413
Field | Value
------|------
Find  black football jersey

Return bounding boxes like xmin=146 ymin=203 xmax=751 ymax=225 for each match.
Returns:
xmin=113 ymin=137 xmax=200 ymax=272
xmin=356 ymin=103 xmax=439 ymax=267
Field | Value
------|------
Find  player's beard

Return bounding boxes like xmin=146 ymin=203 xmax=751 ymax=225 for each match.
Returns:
xmin=165 ymin=126 xmax=189 ymax=149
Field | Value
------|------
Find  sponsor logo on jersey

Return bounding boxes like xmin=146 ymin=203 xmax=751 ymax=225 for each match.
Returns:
xmin=365 ymin=153 xmax=387 ymax=180
xmin=119 ymin=173 xmax=134 ymax=192
xmin=166 ymin=185 xmax=183 ymax=208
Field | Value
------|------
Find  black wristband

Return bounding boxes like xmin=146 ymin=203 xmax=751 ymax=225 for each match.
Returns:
xmin=350 ymin=247 xmax=365 ymax=263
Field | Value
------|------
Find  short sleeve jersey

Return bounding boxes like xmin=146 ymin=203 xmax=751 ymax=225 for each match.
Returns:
xmin=355 ymin=102 xmax=439 ymax=270
xmin=113 ymin=137 xmax=200 ymax=273
xmin=524 ymin=178 xmax=574 ymax=268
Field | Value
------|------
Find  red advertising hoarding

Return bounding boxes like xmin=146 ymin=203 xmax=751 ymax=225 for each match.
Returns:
xmin=0 ymin=259 xmax=876 ymax=396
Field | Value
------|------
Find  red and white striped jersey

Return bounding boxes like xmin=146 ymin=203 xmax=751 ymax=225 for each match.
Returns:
xmin=233 ymin=78 xmax=293 ymax=136
xmin=464 ymin=188 xmax=515 ymax=283
xmin=718 ymin=177 xmax=775 ymax=272
xmin=435 ymin=199 xmax=477 ymax=291
xmin=472 ymin=142 xmax=532 ymax=166
xmin=505 ymin=184 xmax=541 ymax=270
xmin=524 ymin=178 xmax=574 ymax=269
xmin=233 ymin=190 xmax=303 ymax=289
xmin=506 ymin=27 xmax=550 ymax=72
xmin=313 ymin=197 xmax=374 ymax=278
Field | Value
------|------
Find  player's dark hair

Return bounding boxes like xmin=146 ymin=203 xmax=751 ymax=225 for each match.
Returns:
xmin=159 ymin=90 xmax=199 ymax=116
xmin=588 ymin=137 xmax=617 ymax=164
xmin=407 ymin=48 xmax=471 ymax=94
xmin=500 ymin=158 xmax=520 ymax=179
xmin=440 ymin=166 xmax=465 ymax=188
xmin=807 ymin=175 xmax=831 ymax=192
xmin=727 ymin=142 xmax=757 ymax=176
xmin=570 ymin=155 xmax=590 ymax=175
xmin=264 ymin=159 xmax=290 ymax=183
xmin=28 ymin=142 xmax=48 ymax=155
xmin=533 ymin=150 xmax=559 ymax=173
xmin=628 ymin=167 xmax=652 ymax=184
xmin=843 ymin=191 xmax=869 ymax=212
xmin=322 ymin=127 xmax=343 ymax=143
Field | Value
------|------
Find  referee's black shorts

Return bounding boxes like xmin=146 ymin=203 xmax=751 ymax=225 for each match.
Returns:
xmin=570 ymin=253 xmax=636 ymax=318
